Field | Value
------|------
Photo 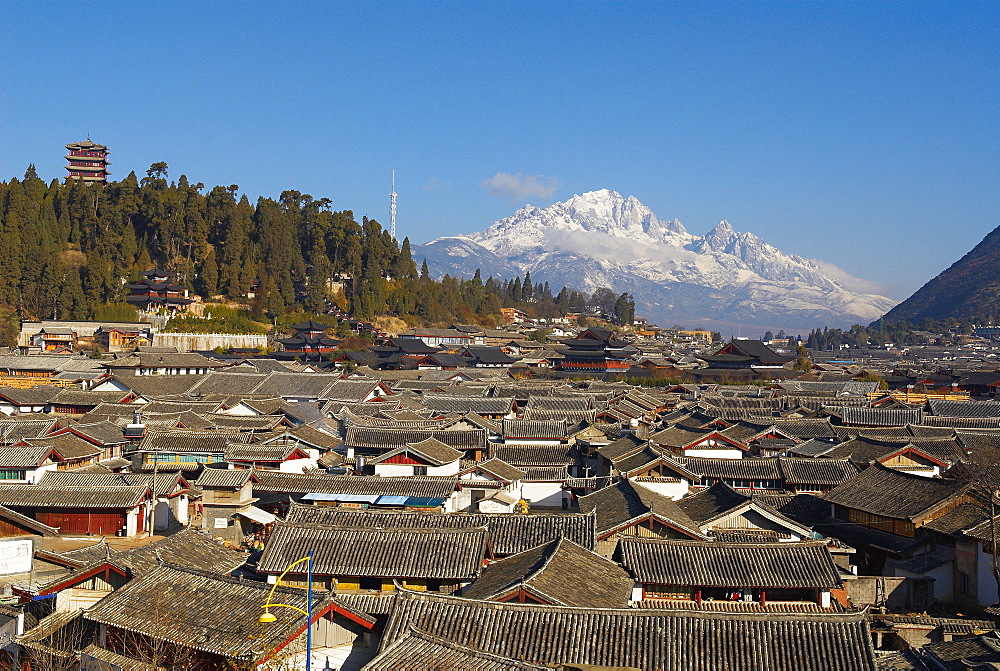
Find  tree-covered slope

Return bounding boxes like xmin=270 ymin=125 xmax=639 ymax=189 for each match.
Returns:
xmin=0 ymin=164 xmax=632 ymax=346
xmin=882 ymin=225 xmax=1000 ymax=322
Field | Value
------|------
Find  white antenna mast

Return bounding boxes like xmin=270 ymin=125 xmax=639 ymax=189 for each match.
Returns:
xmin=389 ymin=170 xmax=397 ymax=241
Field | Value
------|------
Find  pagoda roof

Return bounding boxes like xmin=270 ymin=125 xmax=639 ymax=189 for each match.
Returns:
xmin=65 ymin=154 xmax=111 ymax=163
xmin=288 ymin=319 xmax=335 ymax=332
xmin=65 ymin=165 xmax=111 ymax=174
xmin=65 ymin=139 xmax=108 ymax=151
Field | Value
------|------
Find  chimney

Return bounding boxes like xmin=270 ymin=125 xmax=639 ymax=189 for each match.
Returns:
xmin=125 ymin=411 xmax=146 ymax=440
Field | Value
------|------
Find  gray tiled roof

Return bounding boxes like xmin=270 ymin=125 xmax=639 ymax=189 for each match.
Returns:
xmin=488 ymin=444 xmax=573 ymax=466
xmin=368 ymin=438 xmax=463 ymax=467
xmin=578 ymin=479 xmax=705 ymax=539
xmin=285 ymin=503 xmax=595 ymax=555
xmin=185 ymin=372 xmax=269 ymax=397
xmin=0 ymin=418 xmax=59 ymax=443
xmin=251 ymin=472 xmax=456 ymax=498
xmin=31 ymin=432 xmax=103 ymax=460
xmin=196 ymin=468 xmax=256 ymax=489
xmin=137 ymin=429 xmax=247 ymax=453
xmin=619 ymin=538 xmax=842 ymax=589
xmin=0 ymin=445 xmax=54 ymax=468
xmin=462 ymin=537 xmax=632 ymax=608
xmin=839 ymin=407 xmax=923 ymax=427
xmin=420 ymin=395 xmax=515 ymax=416
xmin=377 ymin=590 xmax=877 ymax=671
xmin=258 ymin=522 xmax=488 ymax=579
xmin=345 ymin=426 xmax=488 ymax=452
xmin=0 ymin=485 xmax=147 ymax=509
xmin=365 ymin=627 xmax=549 ymax=671
xmin=249 ymin=372 xmax=344 ymax=399
xmin=36 ymin=471 xmax=188 ymax=497
xmin=112 ymin=528 xmax=248 ymax=575
xmin=778 ymin=457 xmax=860 ymax=485
xmin=501 ymin=419 xmax=568 ymax=439
xmin=824 ymin=462 xmax=970 ymax=521
xmin=84 ymin=564 xmax=371 ymax=660
xmin=463 ymin=458 xmax=527 ymax=483
xmin=928 ymin=399 xmax=1000 ymax=418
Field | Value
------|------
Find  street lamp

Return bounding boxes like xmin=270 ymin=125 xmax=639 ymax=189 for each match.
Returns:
xmin=259 ymin=550 xmax=315 ymax=671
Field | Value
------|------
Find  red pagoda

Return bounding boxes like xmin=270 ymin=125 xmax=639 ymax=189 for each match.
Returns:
xmin=65 ymin=138 xmax=111 ymax=183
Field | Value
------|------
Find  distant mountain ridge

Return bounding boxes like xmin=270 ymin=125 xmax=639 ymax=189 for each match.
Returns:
xmin=882 ymin=224 xmax=1000 ymax=323
xmin=413 ymin=189 xmax=897 ymax=331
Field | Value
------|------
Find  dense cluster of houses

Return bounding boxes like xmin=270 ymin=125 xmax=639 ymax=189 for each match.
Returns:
xmin=0 ymin=329 xmax=1000 ymax=668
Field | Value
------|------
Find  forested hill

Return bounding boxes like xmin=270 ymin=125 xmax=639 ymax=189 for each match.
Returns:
xmin=0 ymin=164 xmax=635 ymax=344
xmin=881 ymin=224 xmax=1000 ymax=323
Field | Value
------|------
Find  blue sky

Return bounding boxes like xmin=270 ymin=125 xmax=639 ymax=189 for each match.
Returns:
xmin=2 ymin=1 xmax=997 ymax=299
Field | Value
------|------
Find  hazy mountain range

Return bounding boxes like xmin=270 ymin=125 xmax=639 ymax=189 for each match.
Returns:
xmin=413 ymin=189 xmax=898 ymax=331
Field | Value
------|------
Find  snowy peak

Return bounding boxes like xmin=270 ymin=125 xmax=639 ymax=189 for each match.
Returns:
xmin=694 ymin=220 xmax=739 ymax=253
xmin=423 ymin=188 xmax=897 ymax=329
xmin=472 ymin=189 xmax=691 ymax=257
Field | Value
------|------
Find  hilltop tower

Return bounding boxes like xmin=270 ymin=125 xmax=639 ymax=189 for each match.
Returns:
xmin=65 ymin=138 xmax=111 ymax=183
xmin=389 ymin=170 xmax=397 ymax=240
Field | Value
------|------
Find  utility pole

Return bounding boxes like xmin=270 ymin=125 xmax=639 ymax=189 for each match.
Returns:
xmin=992 ymin=490 xmax=1000 ymax=605
xmin=389 ymin=170 xmax=397 ymax=241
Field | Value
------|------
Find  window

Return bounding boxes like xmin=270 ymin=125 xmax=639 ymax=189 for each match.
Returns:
xmin=413 ymin=466 xmax=428 ymax=476
xmin=359 ymin=577 xmax=382 ymax=590
xmin=0 ymin=470 xmax=22 ymax=480
xmin=645 ymin=584 xmax=692 ymax=599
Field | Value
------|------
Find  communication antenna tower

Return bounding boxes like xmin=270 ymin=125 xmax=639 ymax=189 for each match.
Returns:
xmin=389 ymin=170 xmax=397 ymax=241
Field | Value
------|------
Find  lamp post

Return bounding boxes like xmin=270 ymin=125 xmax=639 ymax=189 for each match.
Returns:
xmin=259 ymin=550 xmax=315 ymax=671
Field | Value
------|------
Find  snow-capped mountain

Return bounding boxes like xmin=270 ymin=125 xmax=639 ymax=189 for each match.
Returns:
xmin=413 ymin=189 xmax=897 ymax=330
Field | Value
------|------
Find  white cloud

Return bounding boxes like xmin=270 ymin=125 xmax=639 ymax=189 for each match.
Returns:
xmin=807 ymin=258 xmax=898 ymax=297
xmin=422 ymin=177 xmax=451 ymax=191
xmin=479 ymin=172 xmax=558 ymax=202
xmin=542 ymin=228 xmax=655 ymax=263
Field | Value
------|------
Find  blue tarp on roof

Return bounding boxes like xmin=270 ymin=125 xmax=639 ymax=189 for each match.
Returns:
xmin=404 ymin=496 xmax=445 ymax=508
xmin=301 ymin=493 xmax=379 ymax=504
xmin=301 ymin=492 xmax=338 ymax=501
xmin=338 ymin=494 xmax=379 ymax=504
xmin=375 ymin=495 xmax=410 ymax=506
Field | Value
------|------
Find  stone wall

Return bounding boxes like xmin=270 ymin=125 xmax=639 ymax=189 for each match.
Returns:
xmin=153 ymin=332 xmax=269 ymax=352
xmin=847 ymin=575 xmax=934 ymax=611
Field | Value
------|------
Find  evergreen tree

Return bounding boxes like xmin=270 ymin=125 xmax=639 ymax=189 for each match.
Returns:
xmin=612 ymin=292 xmax=635 ymax=326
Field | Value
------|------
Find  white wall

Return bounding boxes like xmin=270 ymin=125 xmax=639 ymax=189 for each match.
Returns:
xmin=928 ymin=563 xmax=954 ymax=603
xmin=977 ymin=544 xmax=999 ymax=607
xmin=893 ymin=465 xmax=941 ymax=478
xmin=428 ymin=461 xmax=460 ymax=477
xmin=479 ymin=498 xmax=516 ymax=513
xmin=279 ymin=456 xmax=316 ymax=473
xmin=154 ymin=332 xmax=269 ymax=352
xmin=28 ymin=463 xmax=59 ymax=484
xmin=684 ymin=447 xmax=744 ymax=460
xmin=56 ymin=588 xmax=112 ymax=613
xmin=632 ymin=478 xmax=689 ymax=500
xmin=522 ymin=482 xmax=564 ymax=507
xmin=126 ymin=507 xmax=139 ymax=537
xmin=171 ymin=494 xmax=189 ymax=526
xmin=375 ymin=463 xmax=414 ymax=477
xmin=153 ymin=500 xmax=170 ymax=530
xmin=503 ymin=438 xmax=565 ymax=447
